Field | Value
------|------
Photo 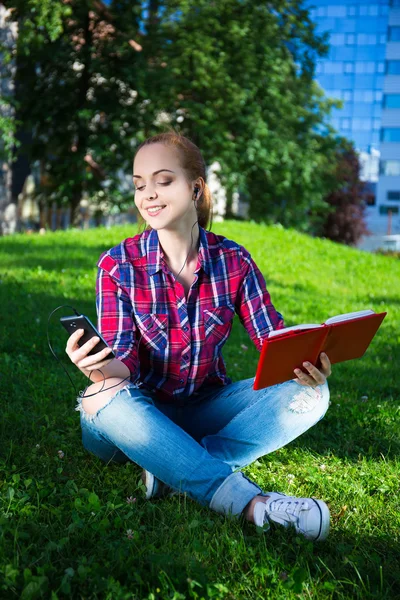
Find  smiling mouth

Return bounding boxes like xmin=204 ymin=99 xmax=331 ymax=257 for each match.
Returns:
xmin=146 ymin=205 xmax=166 ymax=216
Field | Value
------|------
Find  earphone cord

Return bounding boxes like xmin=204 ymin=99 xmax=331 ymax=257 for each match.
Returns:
xmin=47 ymin=305 xmax=136 ymax=399
xmin=175 ymin=216 xmax=199 ymax=279
xmin=48 ymin=214 xmax=198 ymax=399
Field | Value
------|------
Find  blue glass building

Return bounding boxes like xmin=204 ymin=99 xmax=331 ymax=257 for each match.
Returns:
xmin=309 ymin=0 xmax=400 ymax=235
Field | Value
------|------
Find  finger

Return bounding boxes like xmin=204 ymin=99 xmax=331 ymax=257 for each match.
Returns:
xmin=78 ymin=346 xmax=114 ymax=369
xmin=69 ymin=336 xmax=102 ymax=365
xmin=66 ymin=328 xmax=85 ymax=353
xmin=320 ymin=353 xmax=332 ymax=376
xmin=294 ymin=368 xmax=320 ymax=388
xmin=302 ymin=361 xmax=326 ymax=385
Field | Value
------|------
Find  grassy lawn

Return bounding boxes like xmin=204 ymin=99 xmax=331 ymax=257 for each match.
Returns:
xmin=0 ymin=220 xmax=399 ymax=599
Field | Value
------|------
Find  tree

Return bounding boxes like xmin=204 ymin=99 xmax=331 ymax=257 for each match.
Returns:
xmin=1 ymin=0 xmax=148 ymax=226
xmin=149 ymin=0 xmax=342 ymax=231
xmin=315 ymin=142 xmax=370 ymax=246
xmin=1 ymin=0 xmax=343 ymax=232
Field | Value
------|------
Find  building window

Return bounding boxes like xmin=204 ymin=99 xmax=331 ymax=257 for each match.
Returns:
xmin=377 ymin=63 xmax=385 ymax=74
xmin=326 ymin=6 xmax=347 ymax=17
xmin=382 ymin=129 xmax=400 ymax=142
xmin=356 ymin=34 xmax=377 ymax=45
xmin=359 ymin=5 xmax=379 ymax=16
xmin=330 ymin=34 xmax=345 ymax=46
xmin=344 ymin=62 xmax=354 ymax=73
xmin=366 ymin=193 xmax=376 ymax=206
xmin=384 ymin=94 xmax=400 ymax=109
xmin=389 ymin=27 xmax=400 ymax=42
xmin=380 ymin=5 xmax=389 ymax=16
xmin=387 ymin=191 xmax=400 ymax=201
xmin=379 ymin=34 xmax=386 ymax=45
xmin=353 ymin=119 xmax=372 ymax=130
xmin=379 ymin=206 xmax=399 ymax=215
xmin=324 ymin=62 xmax=343 ymax=74
xmin=348 ymin=5 xmax=357 ymax=16
xmin=354 ymin=90 xmax=374 ymax=102
xmin=375 ymin=91 xmax=383 ymax=103
xmin=373 ymin=119 xmax=380 ymax=130
xmin=355 ymin=62 xmax=376 ymax=74
xmin=380 ymin=160 xmax=400 ymax=176
xmin=341 ymin=118 xmax=351 ymax=129
xmin=346 ymin=34 xmax=355 ymax=45
xmin=386 ymin=61 xmax=400 ymax=75
xmin=316 ymin=7 xmax=326 ymax=17
xmin=343 ymin=90 xmax=353 ymax=101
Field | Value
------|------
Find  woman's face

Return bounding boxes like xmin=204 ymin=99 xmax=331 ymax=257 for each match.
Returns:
xmin=133 ymin=143 xmax=197 ymax=231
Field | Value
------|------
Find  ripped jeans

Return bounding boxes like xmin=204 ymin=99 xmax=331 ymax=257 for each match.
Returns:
xmin=76 ymin=377 xmax=330 ymax=518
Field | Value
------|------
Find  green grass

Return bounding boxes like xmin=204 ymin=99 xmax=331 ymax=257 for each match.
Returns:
xmin=0 ymin=220 xmax=399 ymax=599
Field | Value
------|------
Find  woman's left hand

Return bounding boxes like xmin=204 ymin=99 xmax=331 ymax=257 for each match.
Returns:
xmin=293 ymin=352 xmax=332 ymax=388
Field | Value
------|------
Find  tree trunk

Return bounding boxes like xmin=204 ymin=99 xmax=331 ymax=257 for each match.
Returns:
xmin=68 ymin=5 xmax=92 ymax=227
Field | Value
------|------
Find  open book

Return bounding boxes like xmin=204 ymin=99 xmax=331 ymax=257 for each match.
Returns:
xmin=267 ymin=310 xmax=376 ymax=338
xmin=253 ymin=309 xmax=387 ymax=390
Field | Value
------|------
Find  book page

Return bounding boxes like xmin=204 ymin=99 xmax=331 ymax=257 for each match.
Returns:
xmin=268 ymin=323 xmax=320 ymax=338
xmin=325 ymin=309 xmax=375 ymax=325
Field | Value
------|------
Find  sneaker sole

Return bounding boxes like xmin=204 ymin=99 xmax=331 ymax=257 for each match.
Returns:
xmin=311 ymin=498 xmax=330 ymax=541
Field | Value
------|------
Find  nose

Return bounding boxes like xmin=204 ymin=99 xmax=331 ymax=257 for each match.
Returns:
xmin=146 ymin=185 xmax=157 ymax=201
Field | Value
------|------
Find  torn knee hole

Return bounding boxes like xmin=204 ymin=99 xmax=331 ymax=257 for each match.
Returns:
xmin=288 ymin=386 xmax=322 ymax=414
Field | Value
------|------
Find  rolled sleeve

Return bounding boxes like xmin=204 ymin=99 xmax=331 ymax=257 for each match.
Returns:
xmin=235 ymin=249 xmax=284 ymax=352
xmin=96 ymin=253 xmax=139 ymax=380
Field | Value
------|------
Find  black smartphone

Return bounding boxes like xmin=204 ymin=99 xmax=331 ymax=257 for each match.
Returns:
xmin=60 ymin=314 xmax=116 ymax=359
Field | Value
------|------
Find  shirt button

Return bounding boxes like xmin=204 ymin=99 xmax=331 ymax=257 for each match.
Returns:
xmin=183 ymin=326 xmax=189 ymax=332
xmin=179 ymin=378 xmax=184 ymax=383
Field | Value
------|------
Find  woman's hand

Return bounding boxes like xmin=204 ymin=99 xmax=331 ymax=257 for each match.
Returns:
xmin=293 ymin=352 xmax=332 ymax=388
xmin=66 ymin=328 xmax=114 ymax=378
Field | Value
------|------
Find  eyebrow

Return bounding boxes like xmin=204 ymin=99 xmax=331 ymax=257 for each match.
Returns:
xmin=132 ymin=169 xmax=175 ymax=180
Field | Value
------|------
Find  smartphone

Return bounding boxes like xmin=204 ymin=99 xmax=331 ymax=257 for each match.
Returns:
xmin=60 ymin=314 xmax=116 ymax=359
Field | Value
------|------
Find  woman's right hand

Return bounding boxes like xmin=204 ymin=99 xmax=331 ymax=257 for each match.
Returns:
xmin=66 ymin=328 xmax=115 ymax=379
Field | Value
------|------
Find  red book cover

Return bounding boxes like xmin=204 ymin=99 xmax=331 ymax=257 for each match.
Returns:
xmin=253 ymin=311 xmax=387 ymax=390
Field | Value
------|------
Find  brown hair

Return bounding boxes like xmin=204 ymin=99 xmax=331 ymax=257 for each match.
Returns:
xmin=134 ymin=130 xmax=213 ymax=232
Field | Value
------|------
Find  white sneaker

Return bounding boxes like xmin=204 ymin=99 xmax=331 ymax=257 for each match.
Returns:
xmin=141 ymin=470 xmax=171 ymax=500
xmin=141 ymin=470 xmax=180 ymax=500
xmin=253 ymin=492 xmax=330 ymax=541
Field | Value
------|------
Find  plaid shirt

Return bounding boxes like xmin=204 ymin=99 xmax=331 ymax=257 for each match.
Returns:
xmin=96 ymin=226 xmax=284 ymax=404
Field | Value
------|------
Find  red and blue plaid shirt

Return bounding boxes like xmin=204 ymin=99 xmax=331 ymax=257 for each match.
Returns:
xmin=96 ymin=225 xmax=284 ymax=404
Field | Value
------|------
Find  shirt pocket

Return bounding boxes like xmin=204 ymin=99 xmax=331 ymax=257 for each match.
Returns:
xmin=135 ymin=313 xmax=168 ymax=351
xmin=203 ymin=305 xmax=235 ymax=346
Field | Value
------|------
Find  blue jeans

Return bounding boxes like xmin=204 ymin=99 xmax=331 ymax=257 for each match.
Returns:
xmin=76 ymin=378 xmax=330 ymax=518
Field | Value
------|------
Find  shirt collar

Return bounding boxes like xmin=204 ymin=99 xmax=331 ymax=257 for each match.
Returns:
xmin=146 ymin=225 xmax=211 ymax=277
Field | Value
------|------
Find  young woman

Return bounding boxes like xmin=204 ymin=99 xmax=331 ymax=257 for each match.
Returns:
xmin=66 ymin=132 xmax=332 ymax=541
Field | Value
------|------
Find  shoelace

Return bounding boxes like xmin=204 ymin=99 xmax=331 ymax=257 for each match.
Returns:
xmin=265 ymin=498 xmax=310 ymax=528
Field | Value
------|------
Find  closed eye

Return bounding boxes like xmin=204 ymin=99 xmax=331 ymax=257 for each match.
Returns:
xmin=135 ymin=181 xmax=172 ymax=192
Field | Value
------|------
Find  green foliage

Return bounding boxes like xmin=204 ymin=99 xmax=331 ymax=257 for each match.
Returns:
xmin=0 ymin=221 xmax=399 ymax=598
xmin=1 ymin=0 xmax=344 ymax=229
